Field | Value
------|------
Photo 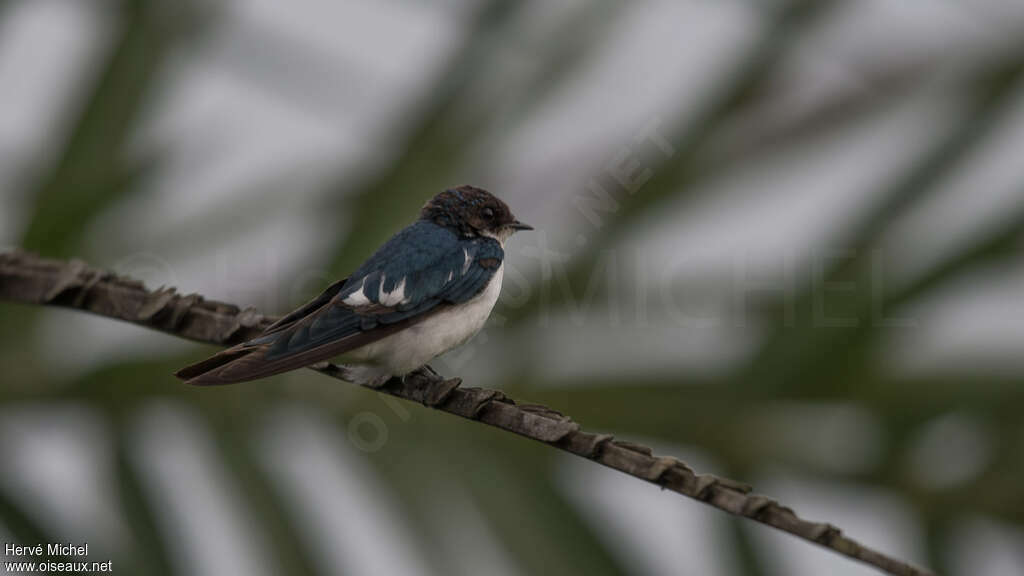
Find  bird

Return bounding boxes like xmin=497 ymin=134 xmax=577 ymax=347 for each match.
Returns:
xmin=175 ymin=185 xmax=532 ymax=387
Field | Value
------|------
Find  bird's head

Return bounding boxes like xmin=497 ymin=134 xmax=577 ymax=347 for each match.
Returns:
xmin=421 ymin=185 xmax=533 ymax=242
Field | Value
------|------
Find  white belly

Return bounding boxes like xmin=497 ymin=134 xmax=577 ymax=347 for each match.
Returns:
xmin=338 ymin=264 xmax=503 ymax=383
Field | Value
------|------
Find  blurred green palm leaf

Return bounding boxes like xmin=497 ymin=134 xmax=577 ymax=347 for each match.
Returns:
xmin=2 ymin=1 xmax=1024 ymax=575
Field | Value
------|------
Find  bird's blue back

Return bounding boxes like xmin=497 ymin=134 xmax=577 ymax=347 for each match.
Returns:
xmin=263 ymin=219 xmax=504 ymax=360
xmin=341 ymin=220 xmax=495 ymax=309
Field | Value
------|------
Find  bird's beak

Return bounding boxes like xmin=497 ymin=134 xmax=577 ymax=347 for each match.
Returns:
xmin=510 ymin=220 xmax=534 ymax=231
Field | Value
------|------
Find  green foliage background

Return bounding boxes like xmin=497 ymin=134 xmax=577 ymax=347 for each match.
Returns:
xmin=1 ymin=1 xmax=1023 ymax=574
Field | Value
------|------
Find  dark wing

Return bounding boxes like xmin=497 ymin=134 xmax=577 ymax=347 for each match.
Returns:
xmin=262 ymin=277 xmax=348 ymax=335
xmin=175 ymin=222 xmax=503 ymax=385
xmin=172 ymin=277 xmax=348 ymax=383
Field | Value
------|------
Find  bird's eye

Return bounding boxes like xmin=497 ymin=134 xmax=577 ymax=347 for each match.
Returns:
xmin=483 ymin=208 xmax=495 ymax=220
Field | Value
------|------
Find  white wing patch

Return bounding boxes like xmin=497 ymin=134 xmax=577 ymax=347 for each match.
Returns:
xmin=343 ymin=275 xmax=408 ymax=308
xmin=344 ymin=243 xmax=481 ymax=310
xmin=342 ymin=278 xmax=371 ymax=306
xmin=378 ymin=276 xmax=407 ymax=306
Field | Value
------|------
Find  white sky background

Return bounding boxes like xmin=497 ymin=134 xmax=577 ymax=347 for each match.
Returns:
xmin=1 ymin=0 xmax=1024 ymax=575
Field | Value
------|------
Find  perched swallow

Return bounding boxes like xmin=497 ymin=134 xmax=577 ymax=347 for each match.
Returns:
xmin=175 ymin=186 xmax=532 ymax=386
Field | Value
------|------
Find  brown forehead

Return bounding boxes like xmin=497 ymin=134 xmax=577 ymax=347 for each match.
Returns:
xmin=437 ymin=186 xmax=510 ymax=213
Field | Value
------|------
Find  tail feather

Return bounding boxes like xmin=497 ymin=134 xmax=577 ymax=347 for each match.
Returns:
xmin=174 ymin=329 xmax=371 ymax=386
xmin=174 ymin=345 xmax=260 ymax=385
